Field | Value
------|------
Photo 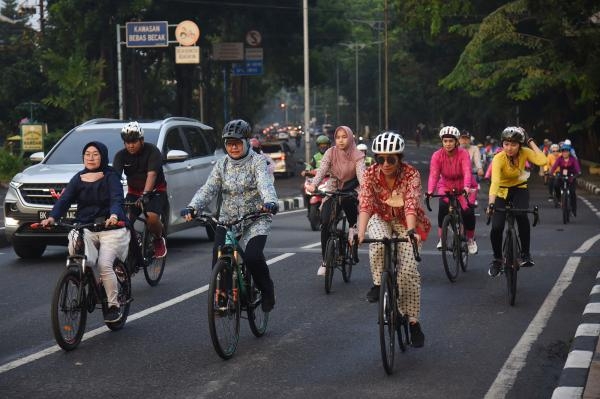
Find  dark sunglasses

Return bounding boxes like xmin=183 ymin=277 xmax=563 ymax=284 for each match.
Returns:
xmin=375 ymin=155 xmax=398 ymax=165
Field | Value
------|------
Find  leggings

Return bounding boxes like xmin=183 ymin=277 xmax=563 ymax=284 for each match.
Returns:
xmin=437 ymin=200 xmax=476 ymax=240
xmin=490 ymin=188 xmax=530 ymax=259
xmin=319 ymin=196 xmax=358 ymax=258
xmin=212 ymin=228 xmax=274 ymax=296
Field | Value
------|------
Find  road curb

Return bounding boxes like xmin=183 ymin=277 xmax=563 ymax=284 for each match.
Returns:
xmin=578 ymin=177 xmax=600 ymax=196
xmin=278 ymin=196 xmax=304 ymax=212
xmin=552 ymin=271 xmax=600 ymax=399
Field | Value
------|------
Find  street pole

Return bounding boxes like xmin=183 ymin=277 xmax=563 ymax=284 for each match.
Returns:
xmin=303 ymin=0 xmax=311 ymax=165
xmin=116 ymin=24 xmax=124 ymax=119
xmin=384 ymin=0 xmax=389 ymax=130
xmin=354 ymin=43 xmax=359 ymax=135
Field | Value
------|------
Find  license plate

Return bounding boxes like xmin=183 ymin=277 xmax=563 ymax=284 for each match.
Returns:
xmin=38 ymin=210 xmax=76 ymax=220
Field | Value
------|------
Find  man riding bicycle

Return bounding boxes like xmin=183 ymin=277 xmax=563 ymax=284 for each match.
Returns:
xmin=357 ymin=131 xmax=431 ymax=348
xmin=181 ymin=119 xmax=279 ymax=312
xmin=486 ymin=126 xmax=547 ymax=277
xmin=41 ymin=141 xmax=129 ymax=323
xmin=113 ymin=121 xmax=168 ymax=258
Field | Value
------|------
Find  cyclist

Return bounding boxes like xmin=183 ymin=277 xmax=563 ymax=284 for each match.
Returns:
xmin=40 ymin=141 xmax=129 ymax=323
xmin=181 ymin=119 xmax=279 ymax=312
xmin=113 ymin=121 xmax=168 ymax=258
xmin=550 ymin=143 xmax=581 ymax=216
xmin=301 ymin=134 xmax=331 ymax=177
xmin=459 ymin=130 xmax=484 ymax=206
xmin=487 ymin=127 xmax=547 ymax=277
xmin=249 ymin=137 xmax=275 ymax=176
xmin=427 ymin=126 xmax=478 ymax=255
xmin=357 ymin=143 xmax=374 ymax=166
xmin=305 ymin=126 xmax=365 ymax=276
xmin=544 ymin=144 xmax=561 ymax=203
xmin=356 ymin=131 xmax=431 ymax=348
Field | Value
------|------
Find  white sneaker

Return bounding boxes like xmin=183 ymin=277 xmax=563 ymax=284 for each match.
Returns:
xmin=436 ymin=239 xmax=442 ymax=250
xmin=467 ymin=239 xmax=478 ymax=255
xmin=317 ymin=264 xmax=326 ymax=276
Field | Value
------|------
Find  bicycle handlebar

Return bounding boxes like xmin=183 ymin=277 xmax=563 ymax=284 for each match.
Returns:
xmin=30 ymin=220 xmax=127 ymax=230
xmin=425 ymin=189 xmax=470 ymax=212
xmin=361 ymin=228 xmax=421 ymax=262
xmin=311 ymin=190 xmax=357 ymax=198
xmin=194 ymin=211 xmax=271 ymax=229
xmin=485 ymin=204 xmax=540 ymax=227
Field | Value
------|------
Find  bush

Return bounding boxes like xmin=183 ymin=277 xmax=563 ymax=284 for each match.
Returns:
xmin=0 ymin=149 xmax=26 ymax=183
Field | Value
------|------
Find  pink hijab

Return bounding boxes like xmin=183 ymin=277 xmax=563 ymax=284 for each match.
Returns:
xmin=330 ymin=126 xmax=364 ymax=184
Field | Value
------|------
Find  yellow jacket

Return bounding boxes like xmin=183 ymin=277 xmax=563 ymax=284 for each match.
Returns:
xmin=489 ymin=147 xmax=547 ymax=199
xmin=544 ymin=152 xmax=559 ymax=173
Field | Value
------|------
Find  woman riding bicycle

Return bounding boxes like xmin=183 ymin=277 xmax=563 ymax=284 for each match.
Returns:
xmin=427 ymin=126 xmax=478 ymax=255
xmin=305 ymin=126 xmax=365 ymax=276
xmin=181 ymin=119 xmax=279 ymax=312
xmin=40 ymin=141 xmax=129 ymax=323
xmin=356 ymin=132 xmax=431 ymax=348
xmin=487 ymin=127 xmax=547 ymax=277
xmin=549 ymin=143 xmax=581 ymax=216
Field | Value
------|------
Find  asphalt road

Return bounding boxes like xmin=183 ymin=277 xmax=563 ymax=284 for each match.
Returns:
xmin=1 ymin=142 xmax=599 ymax=398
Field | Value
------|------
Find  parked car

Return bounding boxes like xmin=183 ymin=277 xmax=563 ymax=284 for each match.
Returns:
xmin=261 ymin=140 xmax=296 ymax=177
xmin=4 ymin=117 xmax=222 ymax=259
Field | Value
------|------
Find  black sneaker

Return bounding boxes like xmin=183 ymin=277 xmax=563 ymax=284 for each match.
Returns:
xmin=409 ymin=322 xmax=425 ymax=348
xmin=520 ymin=253 xmax=535 ymax=267
xmin=261 ymin=289 xmax=275 ymax=313
xmin=366 ymin=285 xmax=380 ymax=303
xmin=488 ymin=259 xmax=503 ymax=277
xmin=104 ymin=306 xmax=122 ymax=323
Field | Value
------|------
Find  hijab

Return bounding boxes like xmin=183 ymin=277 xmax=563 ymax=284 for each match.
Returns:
xmin=81 ymin=141 xmax=111 ymax=182
xmin=329 ymin=126 xmax=364 ymax=184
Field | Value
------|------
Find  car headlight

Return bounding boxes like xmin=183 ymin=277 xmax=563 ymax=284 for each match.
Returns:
xmin=9 ymin=180 xmax=22 ymax=190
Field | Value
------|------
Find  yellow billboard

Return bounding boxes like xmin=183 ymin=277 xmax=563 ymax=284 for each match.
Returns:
xmin=20 ymin=124 xmax=46 ymax=151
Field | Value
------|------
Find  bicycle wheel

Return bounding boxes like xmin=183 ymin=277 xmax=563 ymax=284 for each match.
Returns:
xmin=441 ymin=215 xmax=460 ymax=282
xmin=247 ymin=273 xmax=269 ymax=337
xmin=106 ymin=260 xmax=131 ymax=331
xmin=51 ymin=266 xmax=87 ymax=351
xmin=379 ymin=271 xmax=396 ymax=374
xmin=324 ymin=238 xmax=336 ymax=294
xmin=561 ymin=190 xmax=570 ymax=224
xmin=208 ymin=259 xmax=240 ymax=359
xmin=143 ymin=230 xmax=166 ymax=286
xmin=503 ymin=230 xmax=518 ymax=306
xmin=457 ymin=221 xmax=469 ymax=272
xmin=341 ymin=239 xmax=353 ymax=283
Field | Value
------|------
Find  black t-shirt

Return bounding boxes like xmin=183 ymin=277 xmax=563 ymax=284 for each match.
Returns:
xmin=113 ymin=142 xmax=167 ymax=195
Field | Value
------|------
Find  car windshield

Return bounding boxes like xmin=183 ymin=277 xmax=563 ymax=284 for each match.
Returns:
xmin=44 ymin=127 xmax=160 ymax=165
xmin=261 ymin=144 xmax=283 ymax=154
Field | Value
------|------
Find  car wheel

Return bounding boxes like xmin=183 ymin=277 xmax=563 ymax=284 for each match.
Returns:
xmin=13 ymin=239 xmax=46 ymax=258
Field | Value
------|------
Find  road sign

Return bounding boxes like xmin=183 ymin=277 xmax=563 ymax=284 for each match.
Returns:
xmin=232 ymin=60 xmax=263 ymax=76
xmin=245 ymin=30 xmax=262 ymax=47
xmin=175 ymin=20 xmax=200 ymax=46
xmin=245 ymin=48 xmax=263 ymax=60
xmin=175 ymin=46 xmax=200 ymax=64
xmin=125 ymin=21 xmax=168 ymax=48
xmin=213 ymin=42 xmax=244 ymax=61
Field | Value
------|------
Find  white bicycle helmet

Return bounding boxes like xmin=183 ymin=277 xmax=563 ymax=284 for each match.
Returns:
xmin=439 ymin=126 xmax=460 ymax=140
xmin=121 ymin=121 xmax=144 ymax=141
xmin=356 ymin=143 xmax=368 ymax=151
xmin=371 ymin=132 xmax=405 ymax=154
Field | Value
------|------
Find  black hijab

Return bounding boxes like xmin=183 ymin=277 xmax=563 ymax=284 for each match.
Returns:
xmin=82 ymin=141 xmax=110 ymax=172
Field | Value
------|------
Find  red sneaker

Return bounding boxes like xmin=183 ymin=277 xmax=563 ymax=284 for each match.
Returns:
xmin=153 ymin=237 xmax=167 ymax=258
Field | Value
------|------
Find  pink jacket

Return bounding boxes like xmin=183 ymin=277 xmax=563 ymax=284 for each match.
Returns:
xmin=427 ymin=147 xmax=472 ymax=209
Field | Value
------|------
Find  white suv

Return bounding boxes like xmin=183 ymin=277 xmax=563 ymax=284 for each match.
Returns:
xmin=4 ymin=117 xmax=221 ymax=258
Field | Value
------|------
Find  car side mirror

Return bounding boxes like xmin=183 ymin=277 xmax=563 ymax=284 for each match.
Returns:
xmin=29 ymin=152 xmax=45 ymax=163
xmin=165 ymin=149 xmax=189 ymax=163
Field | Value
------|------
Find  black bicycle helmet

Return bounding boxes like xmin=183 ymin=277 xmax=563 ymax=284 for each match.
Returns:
xmin=222 ymin=119 xmax=251 ymax=140
xmin=500 ymin=126 xmax=525 ymax=144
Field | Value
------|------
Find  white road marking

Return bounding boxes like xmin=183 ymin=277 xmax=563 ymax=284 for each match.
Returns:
xmin=0 ymin=253 xmax=295 ymax=375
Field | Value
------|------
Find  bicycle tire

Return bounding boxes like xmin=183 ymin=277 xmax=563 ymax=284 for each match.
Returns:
xmin=208 ymin=259 xmax=240 ymax=359
xmin=503 ymin=230 xmax=518 ymax=306
xmin=458 ymin=220 xmax=469 ymax=272
xmin=561 ymin=190 xmax=570 ymax=224
xmin=142 ymin=229 xmax=166 ymax=286
xmin=324 ymin=238 xmax=336 ymax=294
xmin=106 ymin=261 xmax=131 ymax=331
xmin=379 ymin=271 xmax=396 ymax=374
xmin=441 ymin=215 xmax=460 ymax=282
xmin=341 ymin=240 xmax=353 ymax=283
xmin=247 ymin=273 xmax=269 ymax=337
xmin=51 ymin=267 xmax=87 ymax=351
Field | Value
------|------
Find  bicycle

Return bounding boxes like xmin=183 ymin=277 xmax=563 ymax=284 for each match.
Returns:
xmin=362 ymin=229 xmax=421 ymax=375
xmin=486 ymin=202 xmax=539 ymax=306
xmin=124 ymin=198 xmax=167 ymax=286
xmin=314 ymin=190 xmax=358 ymax=294
xmin=555 ymin=170 xmax=576 ymax=224
xmin=196 ymin=212 xmax=271 ymax=360
xmin=31 ymin=220 xmax=133 ymax=351
xmin=426 ymin=189 xmax=471 ymax=282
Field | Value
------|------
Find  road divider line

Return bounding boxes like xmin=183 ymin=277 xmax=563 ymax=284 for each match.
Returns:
xmin=0 ymin=253 xmax=296 ymax=375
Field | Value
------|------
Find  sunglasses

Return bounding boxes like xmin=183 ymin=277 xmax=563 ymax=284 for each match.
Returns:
xmin=375 ymin=155 xmax=398 ymax=165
